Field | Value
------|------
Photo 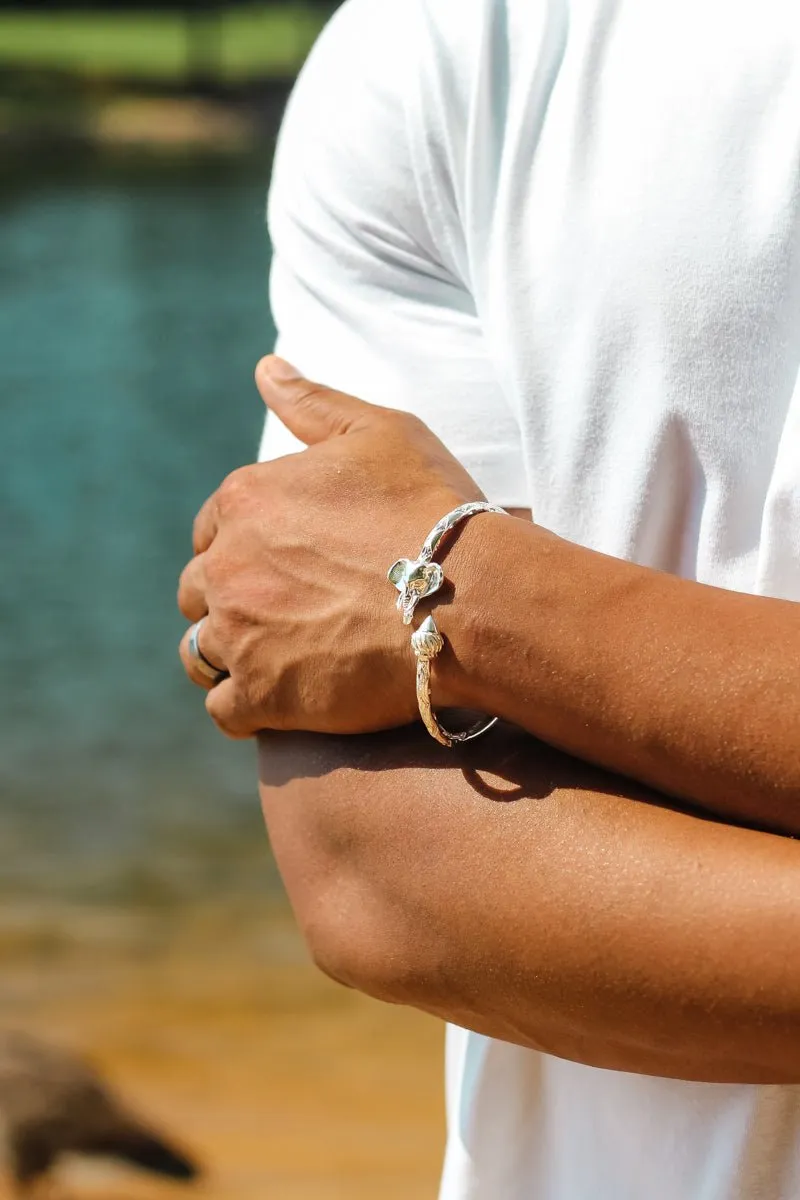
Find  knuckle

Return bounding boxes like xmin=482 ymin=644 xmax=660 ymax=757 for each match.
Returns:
xmin=201 ymin=548 xmax=221 ymax=587
xmin=219 ymin=723 xmax=250 ymax=742
xmin=203 ymin=545 xmax=235 ymax=593
xmin=205 ymin=686 xmax=253 ymax=740
xmin=396 ymin=410 xmax=428 ymax=438
xmin=218 ymin=465 xmax=254 ymax=511
xmin=176 ymin=568 xmax=194 ymax=613
xmin=206 ymin=606 xmax=230 ymax=647
xmin=204 ymin=695 xmax=239 ymax=738
xmin=192 ymin=512 xmax=207 ymax=550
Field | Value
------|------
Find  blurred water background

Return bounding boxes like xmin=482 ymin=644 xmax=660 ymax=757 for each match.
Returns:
xmin=1 ymin=147 xmax=275 ymax=934
xmin=0 ymin=10 xmax=443 ymax=1196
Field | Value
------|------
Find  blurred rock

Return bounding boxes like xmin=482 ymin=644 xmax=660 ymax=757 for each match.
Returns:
xmin=0 ymin=1030 xmax=200 ymax=1193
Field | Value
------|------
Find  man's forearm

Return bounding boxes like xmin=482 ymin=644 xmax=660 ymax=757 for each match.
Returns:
xmin=180 ymin=372 xmax=799 ymax=835
xmin=435 ymin=515 xmax=800 ymax=832
xmin=259 ymin=724 xmax=800 ymax=1083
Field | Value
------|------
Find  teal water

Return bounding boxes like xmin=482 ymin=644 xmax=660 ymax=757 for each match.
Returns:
xmin=0 ymin=149 xmax=282 ymax=916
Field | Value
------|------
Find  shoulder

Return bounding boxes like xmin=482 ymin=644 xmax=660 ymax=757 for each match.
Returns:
xmin=269 ymin=0 xmax=489 ymax=282
xmin=274 ymin=0 xmax=485 ymax=137
xmin=261 ymin=0 xmax=530 ymax=510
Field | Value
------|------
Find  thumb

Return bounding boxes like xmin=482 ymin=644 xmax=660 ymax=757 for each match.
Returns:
xmin=255 ymin=355 xmax=380 ymax=445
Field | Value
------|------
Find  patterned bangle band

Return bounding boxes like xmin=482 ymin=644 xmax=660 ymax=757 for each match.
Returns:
xmin=410 ymin=616 xmax=499 ymax=748
xmin=387 ymin=501 xmax=507 ymax=748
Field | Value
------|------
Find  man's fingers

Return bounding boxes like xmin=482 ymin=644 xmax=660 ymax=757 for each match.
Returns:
xmin=255 ymin=355 xmax=382 ymax=446
xmin=177 ymin=554 xmax=208 ymax=622
xmin=178 ymin=618 xmax=228 ymax=691
xmin=193 ymin=491 xmax=220 ymax=555
xmin=204 ymin=678 xmax=263 ymax=739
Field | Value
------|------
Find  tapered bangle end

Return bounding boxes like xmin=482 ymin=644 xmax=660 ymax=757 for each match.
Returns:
xmin=411 ymin=615 xmax=445 ymax=660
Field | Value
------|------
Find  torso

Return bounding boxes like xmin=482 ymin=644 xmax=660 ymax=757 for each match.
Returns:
xmin=264 ymin=2 xmax=800 ymax=1196
xmin=433 ymin=3 xmax=800 ymax=1195
xmin=412 ymin=0 xmax=800 ymax=594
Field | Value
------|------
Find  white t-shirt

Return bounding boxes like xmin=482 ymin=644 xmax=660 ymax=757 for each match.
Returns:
xmin=259 ymin=1 xmax=800 ymax=1196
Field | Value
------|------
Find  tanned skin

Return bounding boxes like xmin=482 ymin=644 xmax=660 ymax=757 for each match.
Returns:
xmin=180 ymin=362 xmax=800 ymax=832
xmin=178 ymin=364 xmax=800 ymax=1082
xmin=257 ymin=720 xmax=800 ymax=1084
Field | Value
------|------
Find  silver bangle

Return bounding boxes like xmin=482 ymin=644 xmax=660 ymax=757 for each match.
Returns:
xmin=411 ymin=616 xmax=499 ymax=748
xmin=387 ymin=501 xmax=507 ymax=748
xmin=387 ymin=500 xmax=507 ymax=625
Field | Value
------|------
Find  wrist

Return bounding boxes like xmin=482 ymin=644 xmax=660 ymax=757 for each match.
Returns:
xmin=427 ymin=510 xmax=525 ymax=716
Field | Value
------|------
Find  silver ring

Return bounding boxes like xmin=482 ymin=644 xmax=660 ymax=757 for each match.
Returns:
xmin=187 ymin=618 xmax=228 ymax=685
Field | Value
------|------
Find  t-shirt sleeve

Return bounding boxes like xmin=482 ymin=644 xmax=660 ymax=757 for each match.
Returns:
xmin=259 ymin=0 xmax=529 ymax=509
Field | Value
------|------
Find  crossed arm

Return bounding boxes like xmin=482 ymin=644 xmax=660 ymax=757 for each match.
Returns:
xmin=177 ymin=374 xmax=800 ymax=1083
xmin=258 ymin=719 xmax=800 ymax=1085
xmin=179 ymin=1 xmax=800 ymax=1080
xmin=423 ymin=509 xmax=800 ymax=836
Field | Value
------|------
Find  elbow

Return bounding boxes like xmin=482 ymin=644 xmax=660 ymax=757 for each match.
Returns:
xmin=299 ymin=877 xmax=436 ymax=1006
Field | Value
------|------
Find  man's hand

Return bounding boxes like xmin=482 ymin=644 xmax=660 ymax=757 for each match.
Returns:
xmin=177 ymin=357 xmax=484 ymax=737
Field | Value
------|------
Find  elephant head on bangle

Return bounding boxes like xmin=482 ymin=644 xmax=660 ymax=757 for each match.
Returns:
xmin=387 ymin=558 xmax=444 ymax=625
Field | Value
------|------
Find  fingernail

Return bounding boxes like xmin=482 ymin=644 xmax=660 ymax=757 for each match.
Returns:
xmin=262 ymin=356 xmax=303 ymax=383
